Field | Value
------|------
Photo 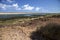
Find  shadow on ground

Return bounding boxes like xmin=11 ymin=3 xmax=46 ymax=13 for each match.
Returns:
xmin=30 ymin=23 xmax=60 ymax=40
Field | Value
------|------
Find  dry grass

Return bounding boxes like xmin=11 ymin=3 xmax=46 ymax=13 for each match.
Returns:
xmin=0 ymin=15 xmax=60 ymax=40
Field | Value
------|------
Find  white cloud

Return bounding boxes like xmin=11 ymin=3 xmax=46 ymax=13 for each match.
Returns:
xmin=12 ymin=3 xmax=19 ymax=8
xmin=7 ymin=0 xmax=13 ymax=3
xmin=12 ymin=3 xmax=21 ymax=10
xmin=35 ymin=7 xmax=49 ymax=12
xmin=0 ymin=3 xmax=6 ymax=10
xmin=0 ymin=3 xmax=21 ymax=10
xmin=35 ymin=7 xmax=40 ymax=11
xmin=22 ymin=4 xmax=34 ymax=10
xmin=40 ymin=8 xmax=49 ymax=13
xmin=0 ymin=3 xmax=48 ymax=12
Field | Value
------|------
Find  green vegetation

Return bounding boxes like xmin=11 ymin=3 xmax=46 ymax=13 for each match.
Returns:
xmin=0 ymin=14 xmax=60 ymax=25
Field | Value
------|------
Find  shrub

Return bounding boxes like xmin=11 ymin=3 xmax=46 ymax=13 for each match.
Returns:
xmin=30 ymin=23 xmax=60 ymax=40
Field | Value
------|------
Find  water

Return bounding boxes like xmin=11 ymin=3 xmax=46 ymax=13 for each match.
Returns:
xmin=0 ymin=14 xmax=45 ymax=19
xmin=0 ymin=14 xmax=32 ymax=18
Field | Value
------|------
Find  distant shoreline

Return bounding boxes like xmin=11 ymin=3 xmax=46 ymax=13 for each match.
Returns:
xmin=0 ymin=12 xmax=60 ymax=15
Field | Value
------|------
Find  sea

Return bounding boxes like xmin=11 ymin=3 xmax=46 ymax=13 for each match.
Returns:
xmin=0 ymin=13 xmax=45 ymax=19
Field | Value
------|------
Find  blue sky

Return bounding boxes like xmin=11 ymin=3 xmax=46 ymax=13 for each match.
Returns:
xmin=0 ymin=0 xmax=60 ymax=13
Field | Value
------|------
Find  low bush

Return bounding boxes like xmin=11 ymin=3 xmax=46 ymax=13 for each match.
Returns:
xmin=30 ymin=23 xmax=60 ymax=40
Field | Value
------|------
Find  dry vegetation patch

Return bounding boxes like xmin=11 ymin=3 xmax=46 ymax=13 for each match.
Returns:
xmin=0 ymin=15 xmax=60 ymax=40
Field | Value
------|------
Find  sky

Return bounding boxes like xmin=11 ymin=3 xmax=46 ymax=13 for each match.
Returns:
xmin=0 ymin=0 xmax=60 ymax=13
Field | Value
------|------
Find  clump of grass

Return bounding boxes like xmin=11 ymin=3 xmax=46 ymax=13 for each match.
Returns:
xmin=30 ymin=23 xmax=60 ymax=40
